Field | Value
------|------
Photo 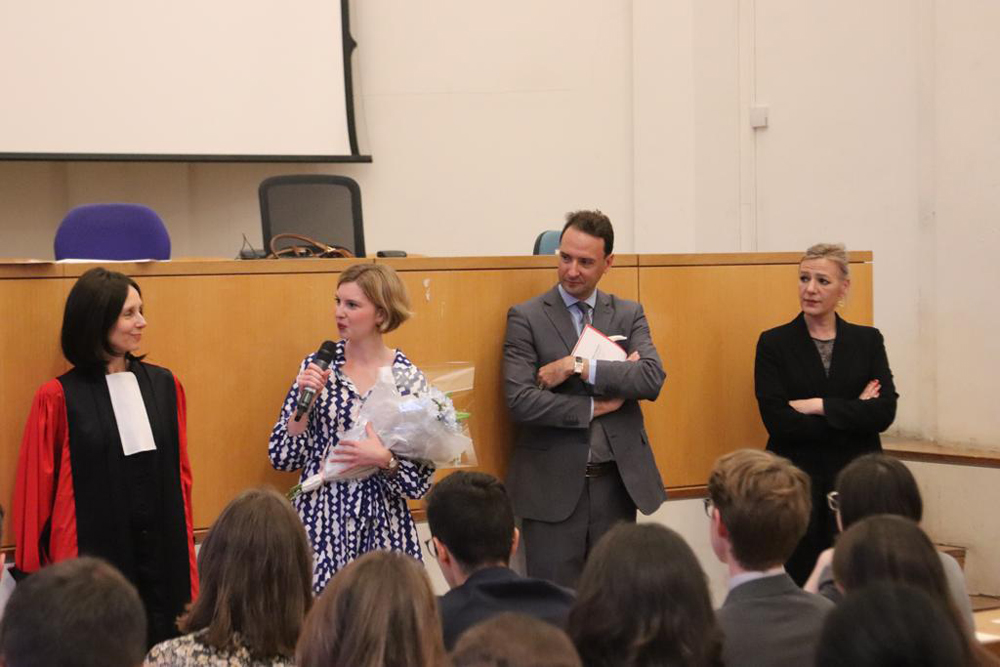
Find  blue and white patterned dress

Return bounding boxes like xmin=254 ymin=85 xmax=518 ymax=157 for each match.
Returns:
xmin=268 ymin=341 xmax=434 ymax=594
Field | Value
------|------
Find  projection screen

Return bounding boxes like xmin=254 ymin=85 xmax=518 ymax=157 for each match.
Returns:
xmin=0 ymin=0 xmax=366 ymax=161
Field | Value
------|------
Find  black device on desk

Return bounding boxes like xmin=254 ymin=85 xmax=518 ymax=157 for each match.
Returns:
xmin=376 ymin=250 xmax=407 ymax=257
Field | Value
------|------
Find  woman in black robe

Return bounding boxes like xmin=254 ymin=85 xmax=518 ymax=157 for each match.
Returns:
xmin=12 ymin=267 xmax=197 ymax=646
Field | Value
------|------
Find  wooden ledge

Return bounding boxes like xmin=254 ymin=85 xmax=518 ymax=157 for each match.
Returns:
xmin=883 ymin=436 xmax=1000 ymax=469
xmin=665 ymin=484 xmax=708 ymax=500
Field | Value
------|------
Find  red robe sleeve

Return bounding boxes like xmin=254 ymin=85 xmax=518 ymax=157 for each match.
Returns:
xmin=174 ymin=375 xmax=199 ymax=600
xmin=13 ymin=380 xmax=78 ymax=573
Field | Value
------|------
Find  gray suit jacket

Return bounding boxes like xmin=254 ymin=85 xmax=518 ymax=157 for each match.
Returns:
xmin=717 ymin=573 xmax=834 ymax=667
xmin=503 ymin=285 xmax=667 ymax=522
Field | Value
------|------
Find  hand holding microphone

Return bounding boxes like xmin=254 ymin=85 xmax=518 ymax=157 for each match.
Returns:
xmin=294 ymin=340 xmax=337 ymax=421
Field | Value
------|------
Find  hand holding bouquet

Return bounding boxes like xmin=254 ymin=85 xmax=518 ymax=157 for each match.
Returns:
xmin=291 ymin=363 xmax=476 ymax=498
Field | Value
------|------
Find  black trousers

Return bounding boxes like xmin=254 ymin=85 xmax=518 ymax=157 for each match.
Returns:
xmin=785 ymin=465 xmax=838 ymax=586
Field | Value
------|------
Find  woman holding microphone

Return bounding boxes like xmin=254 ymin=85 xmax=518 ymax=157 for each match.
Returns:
xmin=754 ymin=243 xmax=897 ymax=584
xmin=268 ymin=263 xmax=434 ymax=594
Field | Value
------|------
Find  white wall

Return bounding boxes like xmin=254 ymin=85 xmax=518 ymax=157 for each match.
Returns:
xmin=907 ymin=460 xmax=1000 ymax=595
xmin=0 ymin=1 xmax=637 ymax=260
xmin=931 ymin=1 xmax=1000 ymax=447
xmin=631 ymin=1 xmax=1000 ymax=453
xmin=2 ymin=1 xmax=1000 ymax=568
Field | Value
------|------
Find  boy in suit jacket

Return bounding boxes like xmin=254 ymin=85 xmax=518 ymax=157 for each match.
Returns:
xmin=708 ymin=449 xmax=834 ymax=667
xmin=426 ymin=472 xmax=575 ymax=650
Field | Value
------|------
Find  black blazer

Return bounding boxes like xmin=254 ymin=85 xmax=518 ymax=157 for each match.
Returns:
xmin=438 ymin=566 xmax=575 ymax=650
xmin=754 ymin=313 xmax=897 ymax=475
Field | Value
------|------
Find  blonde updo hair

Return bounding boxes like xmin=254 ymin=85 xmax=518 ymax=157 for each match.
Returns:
xmin=801 ymin=243 xmax=850 ymax=279
xmin=337 ymin=264 xmax=413 ymax=333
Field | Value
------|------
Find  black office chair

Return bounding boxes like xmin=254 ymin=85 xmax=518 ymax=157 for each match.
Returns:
xmin=259 ymin=175 xmax=366 ymax=258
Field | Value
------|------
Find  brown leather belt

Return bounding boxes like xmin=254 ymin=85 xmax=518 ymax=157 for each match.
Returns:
xmin=585 ymin=461 xmax=617 ymax=478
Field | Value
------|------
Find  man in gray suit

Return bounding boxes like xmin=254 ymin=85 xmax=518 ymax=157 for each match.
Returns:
xmin=708 ymin=449 xmax=834 ymax=667
xmin=504 ymin=210 xmax=666 ymax=588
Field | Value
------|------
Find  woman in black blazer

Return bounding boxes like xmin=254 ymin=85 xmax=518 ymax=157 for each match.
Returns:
xmin=754 ymin=244 xmax=897 ymax=585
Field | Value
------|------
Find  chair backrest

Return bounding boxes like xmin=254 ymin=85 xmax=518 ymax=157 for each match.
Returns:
xmin=54 ymin=204 xmax=171 ymax=261
xmin=259 ymin=175 xmax=365 ymax=258
xmin=532 ymin=230 xmax=561 ymax=256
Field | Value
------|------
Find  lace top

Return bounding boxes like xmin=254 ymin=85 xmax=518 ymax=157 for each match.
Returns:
xmin=145 ymin=631 xmax=293 ymax=667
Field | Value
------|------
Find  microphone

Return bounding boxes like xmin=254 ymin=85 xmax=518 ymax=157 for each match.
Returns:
xmin=294 ymin=340 xmax=337 ymax=421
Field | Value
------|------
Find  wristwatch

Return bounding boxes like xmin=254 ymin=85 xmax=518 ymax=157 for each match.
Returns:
xmin=382 ymin=454 xmax=400 ymax=477
xmin=573 ymin=356 xmax=585 ymax=376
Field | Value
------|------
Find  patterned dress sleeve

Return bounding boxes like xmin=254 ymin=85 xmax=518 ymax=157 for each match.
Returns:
xmin=268 ymin=355 xmax=322 ymax=473
xmin=377 ymin=357 xmax=436 ymax=500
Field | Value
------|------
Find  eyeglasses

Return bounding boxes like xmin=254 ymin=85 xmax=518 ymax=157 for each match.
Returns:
xmin=703 ymin=497 xmax=714 ymax=518
xmin=826 ymin=491 xmax=840 ymax=513
xmin=423 ymin=537 xmax=438 ymax=560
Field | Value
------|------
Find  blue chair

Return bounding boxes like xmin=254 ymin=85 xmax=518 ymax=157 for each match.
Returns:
xmin=532 ymin=230 xmax=561 ymax=256
xmin=54 ymin=204 xmax=171 ymax=261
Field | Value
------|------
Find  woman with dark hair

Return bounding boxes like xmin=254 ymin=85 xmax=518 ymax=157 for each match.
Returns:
xmin=754 ymin=243 xmax=897 ymax=584
xmin=145 ymin=487 xmax=312 ymax=666
xmin=833 ymin=453 xmax=922 ymax=527
xmin=831 ymin=515 xmax=995 ymax=666
xmin=816 ymin=582 xmax=966 ymax=667
xmin=295 ymin=550 xmax=447 ymax=667
xmin=12 ymin=267 xmax=197 ymax=646
xmin=804 ymin=453 xmax=974 ymax=628
xmin=568 ymin=523 xmax=723 ymax=667
xmin=269 ymin=263 xmax=437 ymax=593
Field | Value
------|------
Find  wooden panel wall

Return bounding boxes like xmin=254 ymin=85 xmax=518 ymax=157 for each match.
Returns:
xmin=0 ymin=253 xmax=871 ymax=547
xmin=640 ymin=260 xmax=873 ymax=490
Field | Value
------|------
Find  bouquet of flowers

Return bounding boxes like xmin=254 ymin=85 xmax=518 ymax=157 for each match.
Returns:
xmin=291 ymin=363 xmax=476 ymax=497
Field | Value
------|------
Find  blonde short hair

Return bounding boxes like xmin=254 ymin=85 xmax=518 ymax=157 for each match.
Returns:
xmin=337 ymin=264 xmax=412 ymax=333
xmin=801 ymin=243 xmax=850 ymax=279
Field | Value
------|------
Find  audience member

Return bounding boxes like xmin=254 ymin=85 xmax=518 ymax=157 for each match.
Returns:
xmin=804 ymin=453 xmax=974 ymax=628
xmin=816 ymin=582 xmax=967 ymax=667
xmin=451 ymin=612 xmax=581 ymax=667
xmin=145 ymin=488 xmax=313 ymax=666
xmin=426 ymin=471 xmax=575 ymax=649
xmin=296 ymin=550 xmax=447 ymax=667
xmin=0 ymin=556 xmax=147 ymax=667
xmin=568 ymin=523 xmax=722 ymax=667
xmin=832 ymin=515 xmax=994 ymax=666
xmin=707 ymin=449 xmax=833 ymax=667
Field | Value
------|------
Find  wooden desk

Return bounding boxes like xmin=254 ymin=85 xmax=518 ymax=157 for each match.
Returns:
xmin=976 ymin=607 xmax=1000 ymax=657
xmin=0 ymin=253 xmax=873 ymax=545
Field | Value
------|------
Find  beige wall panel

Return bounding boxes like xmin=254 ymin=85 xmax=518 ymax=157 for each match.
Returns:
xmin=385 ymin=262 xmax=637 ymax=483
xmin=0 ymin=256 xmax=867 ymax=547
xmin=136 ymin=271 xmax=349 ymax=527
xmin=640 ymin=262 xmax=872 ymax=489
xmin=0 ymin=277 xmax=71 ymax=547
